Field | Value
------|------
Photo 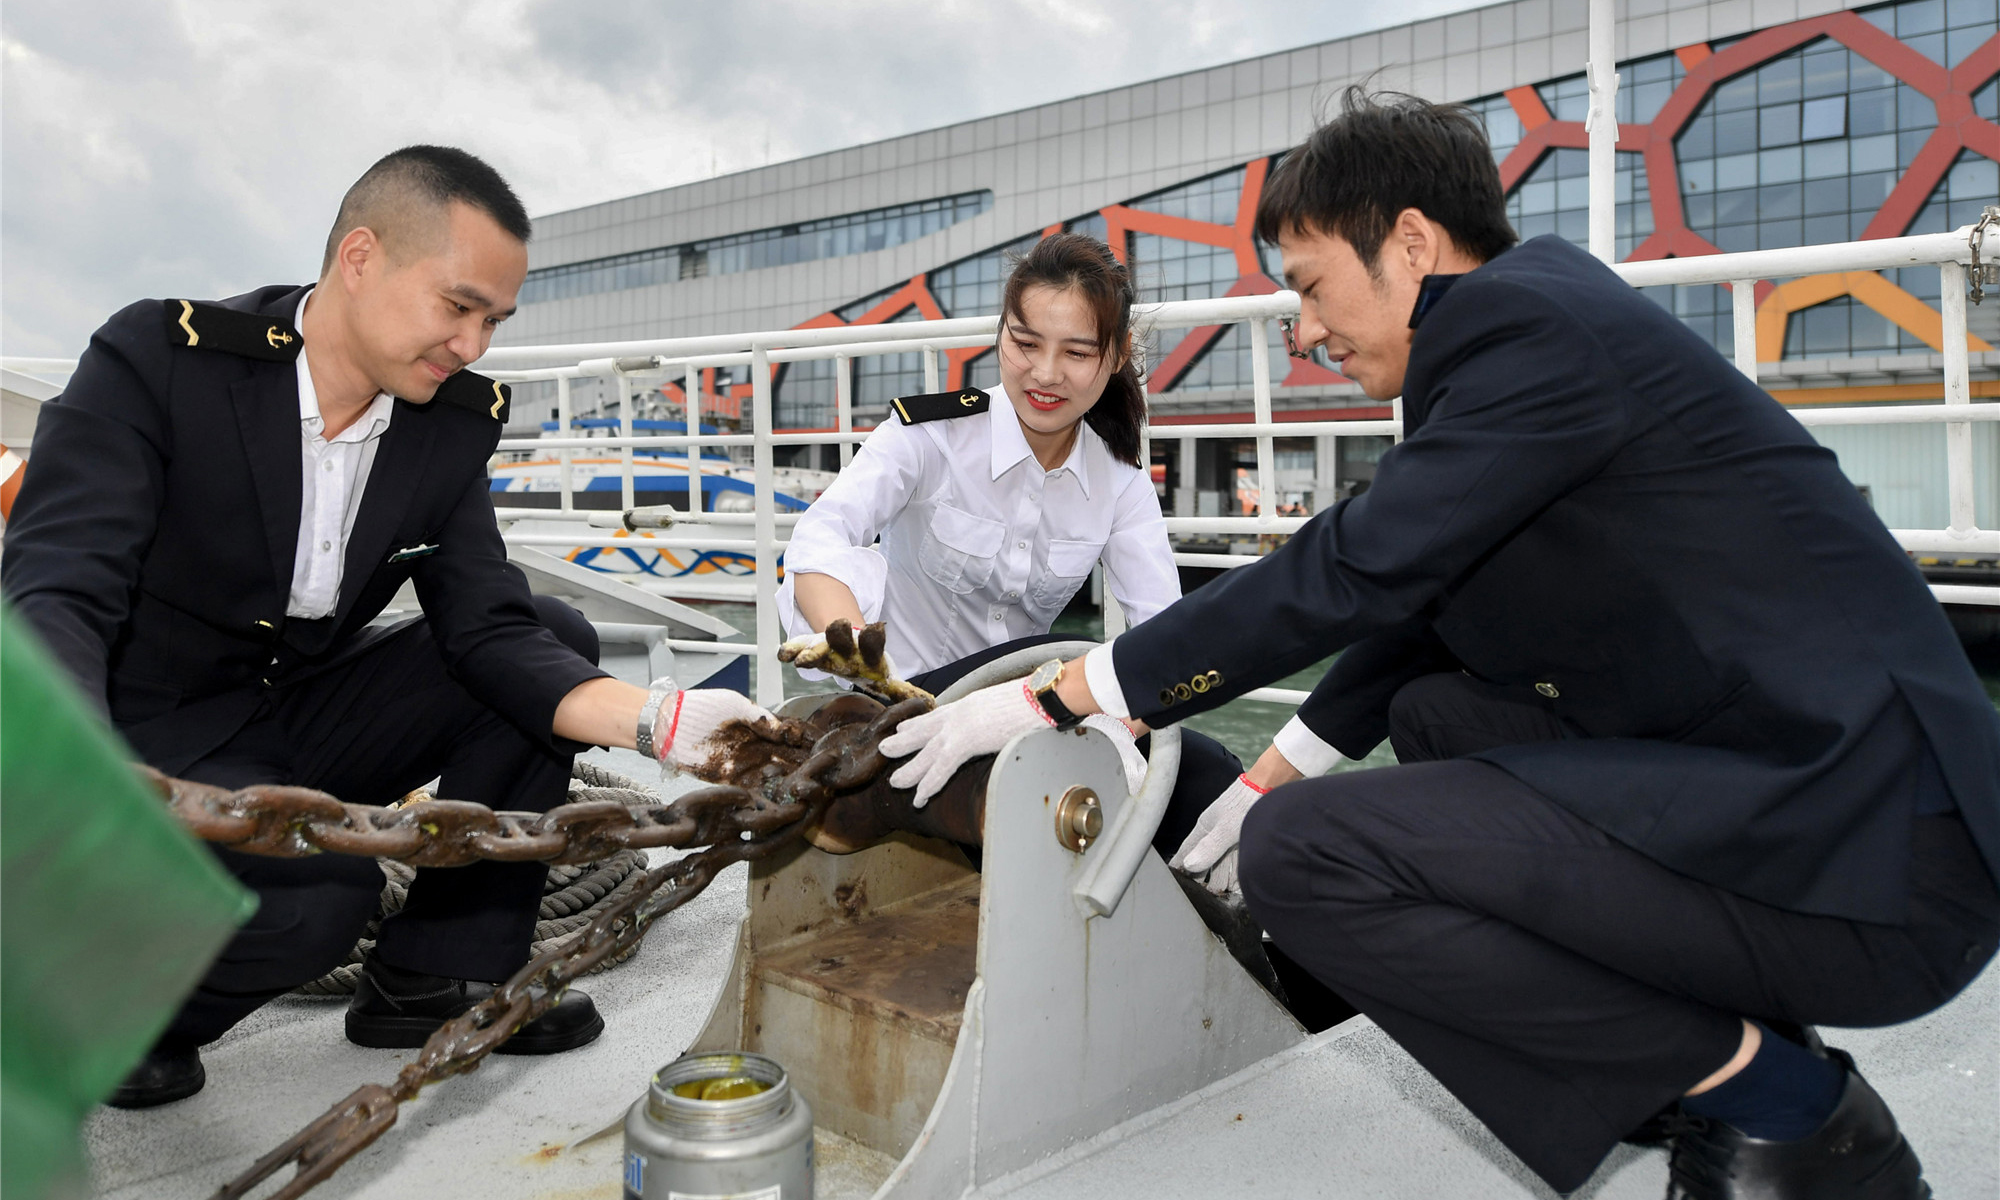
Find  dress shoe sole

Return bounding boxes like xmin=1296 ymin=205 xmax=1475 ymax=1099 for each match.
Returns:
xmin=346 ymin=1007 xmax=605 ymax=1054
xmin=104 ymin=1063 xmax=206 ymax=1110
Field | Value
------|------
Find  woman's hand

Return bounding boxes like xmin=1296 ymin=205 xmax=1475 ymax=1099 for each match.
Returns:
xmin=778 ymin=618 xmax=932 ymax=704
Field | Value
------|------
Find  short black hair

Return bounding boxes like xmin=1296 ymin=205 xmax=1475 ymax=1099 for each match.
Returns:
xmin=321 ymin=145 xmax=531 ymax=272
xmin=1255 ymin=87 xmax=1518 ymax=273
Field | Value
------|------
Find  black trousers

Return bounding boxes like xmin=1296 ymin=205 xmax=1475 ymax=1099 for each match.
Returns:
xmin=1240 ymin=671 xmax=2000 ymax=1192
xmin=904 ymin=633 xmax=1244 ymax=858
xmin=163 ymin=596 xmax=598 ymax=1046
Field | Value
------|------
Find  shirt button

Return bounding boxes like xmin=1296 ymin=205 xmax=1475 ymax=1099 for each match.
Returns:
xmin=320 ymin=540 xmax=332 ymax=552
xmin=1007 ymin=591 xmax=1018 ymax=599
xmin=1017 ymin=541 xmax=1027 ymax=549
xmin=322 ymin=460 xmax=334 ymax=471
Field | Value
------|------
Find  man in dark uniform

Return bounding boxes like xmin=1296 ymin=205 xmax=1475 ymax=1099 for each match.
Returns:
xmin=3 ymin=146 xmax=773 ymax=1108
xmin=881 ymin=91 xmax=1999 ymax=1198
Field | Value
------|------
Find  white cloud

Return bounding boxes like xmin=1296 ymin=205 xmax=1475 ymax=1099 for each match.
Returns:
xmin=2 ymin=0 xmax=1480 ymax=357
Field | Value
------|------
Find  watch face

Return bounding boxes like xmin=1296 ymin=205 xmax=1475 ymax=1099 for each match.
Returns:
xmin=1029 ymin=660 xmax=1062 ymax=692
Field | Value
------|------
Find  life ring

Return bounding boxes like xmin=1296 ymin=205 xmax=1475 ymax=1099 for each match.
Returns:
xmin=0 ymin=442 xmax=25 ymax=521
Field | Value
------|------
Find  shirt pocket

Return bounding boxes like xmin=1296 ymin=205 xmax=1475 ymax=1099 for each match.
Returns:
xmin=1031 ymin=537 xmax=1104 ymax=609
xmin=918 ymin=501 xmax=1006 ymax=595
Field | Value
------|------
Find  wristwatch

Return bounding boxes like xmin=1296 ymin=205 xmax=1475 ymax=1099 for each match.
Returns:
xmin=1027 ymin=659 xmax=1086 ymax=731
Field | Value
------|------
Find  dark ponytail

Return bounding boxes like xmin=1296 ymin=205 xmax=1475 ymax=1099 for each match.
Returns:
xmin=1001 ymin=233 xmax=1146 ymax=467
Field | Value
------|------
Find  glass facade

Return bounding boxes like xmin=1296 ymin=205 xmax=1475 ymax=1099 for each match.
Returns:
xmin=681 ymin=0 xmax=1995 ymax=426
xmin=521 ymin=191 xmax=992 ymax=304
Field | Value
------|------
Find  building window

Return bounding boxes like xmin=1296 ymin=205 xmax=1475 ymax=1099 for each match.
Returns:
xmin=521 ymin=191 xmax=993 ymax=305
xmin=1506 ymin=147 xmax=1654 ymax=259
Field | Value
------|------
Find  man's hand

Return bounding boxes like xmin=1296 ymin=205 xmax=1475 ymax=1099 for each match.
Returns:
xmin=778 ymin=619 xmax=933 ymax=705
xmin=1169 ymin=773 xmax=1269 ymax=896
xmin=655 ymin=689 xmax=781 ymax=777
xmin=879 ymin=678 xmax=1054 ymax=806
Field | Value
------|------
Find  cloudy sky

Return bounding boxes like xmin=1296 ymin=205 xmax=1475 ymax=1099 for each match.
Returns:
xmin=3 ymin=0 xmax=1482 ymax=358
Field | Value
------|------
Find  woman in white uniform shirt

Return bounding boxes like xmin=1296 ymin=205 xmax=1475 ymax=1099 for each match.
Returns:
xmin=778 ymin=233 xmax=1242 ymax=854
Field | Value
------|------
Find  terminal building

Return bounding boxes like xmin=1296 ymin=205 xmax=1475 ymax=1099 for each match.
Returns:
xmin=494 ymin=0 xmax=1999 ymax=533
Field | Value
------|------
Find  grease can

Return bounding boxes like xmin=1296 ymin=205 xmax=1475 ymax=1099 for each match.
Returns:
xmin=624 ymin=1051 xmax=813 ymax=1200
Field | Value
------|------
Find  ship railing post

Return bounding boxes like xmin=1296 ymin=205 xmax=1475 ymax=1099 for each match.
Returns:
xmin=556 ymin=374 xmax=574 ymax=513
xmin=835 ymin=353 xmax=854 ymax=469
xmin=1731 ymin=279 xmax=1759 ymax=383
xmin=1249 ymin=316 xmax=1275 ymax=522
xmin=1940 ymin=259 xmax=1975 ymax=538
xmin=616 ymin=368 xmax=635 ymax=512
xmin=1586 ymin=0 xmax=1619 ymax=265
xmin=751 ymin=343 xmax=782 ymax=707
xmin=685 ymin=362 xmax=704 ymax=516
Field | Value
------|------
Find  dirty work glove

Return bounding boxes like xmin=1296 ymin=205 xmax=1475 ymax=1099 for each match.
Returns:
xmin=653 ymin=688 xmax=780 ymax=777
xmin=1169 ymin=774 xmax=1270 ymax=897
xmin=1080 ymin=713 xmax=1148 ymax=795
xmin=778 ymin=619 xmax=933 ymax=705
xmin=879 ymin=677 xmax=1054 ymax=807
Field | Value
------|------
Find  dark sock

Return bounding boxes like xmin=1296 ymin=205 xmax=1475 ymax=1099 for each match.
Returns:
xmin=1681 ymin=1021 xmax=1845 ymax=1141
xmin=367 ymin=956 xmax=456 ymax=994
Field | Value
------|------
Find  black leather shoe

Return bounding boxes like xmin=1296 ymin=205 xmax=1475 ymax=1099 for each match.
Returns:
xmin=105 ymin=1042 xmax=204 ymax=1109
xmin=1665 ymin=1051 xmax=1930 ymax=1199
xmin=346 ymin=960 xmax=604 ymax=1054
xmin=467 ymin=982 xmax=606 ymax=1055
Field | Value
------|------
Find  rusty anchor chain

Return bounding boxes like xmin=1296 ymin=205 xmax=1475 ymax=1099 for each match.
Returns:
xmin=191 ymin=695 xmax=929 ymax=1200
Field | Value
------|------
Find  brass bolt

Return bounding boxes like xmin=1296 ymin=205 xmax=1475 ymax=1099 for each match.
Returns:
xmin=1054 ymin=786 xmax=1101 ymax=853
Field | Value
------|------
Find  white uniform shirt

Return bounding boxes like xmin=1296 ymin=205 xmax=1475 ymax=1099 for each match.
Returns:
xmin=777 ymin=385 xmax=1180 ymax=676
xmin=287 ymin=290 xmax=396 ymax=619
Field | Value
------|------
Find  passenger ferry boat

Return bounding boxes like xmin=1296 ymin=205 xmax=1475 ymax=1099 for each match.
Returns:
xmin=492 ymin=417 xmax=836 ymax=586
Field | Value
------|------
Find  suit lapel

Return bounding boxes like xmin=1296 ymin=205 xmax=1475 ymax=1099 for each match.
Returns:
xmin=231 ymin=371 xmax=303 ymax=591
xmin=335 ymin=401 xmax=434 ymax=624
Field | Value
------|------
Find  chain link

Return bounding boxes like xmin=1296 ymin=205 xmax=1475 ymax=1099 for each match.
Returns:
xmin=200 ymin=695 xmax=927 ymax=1200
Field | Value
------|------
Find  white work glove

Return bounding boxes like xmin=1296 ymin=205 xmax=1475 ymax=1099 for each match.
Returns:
xmin=653 ymin=688 xmax=781 ymax=777
xmin=879 ymin=677 xmax=1054 ymax=806
xmin=1169 ymin=773 xmax=1271 ymax=897
xmin=1080 ymin=713 xmax=1148 ymax=795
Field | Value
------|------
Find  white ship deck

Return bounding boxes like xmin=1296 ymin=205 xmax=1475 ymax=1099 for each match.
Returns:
xmin=82 ymin=751 xmax=1999 ymax=1200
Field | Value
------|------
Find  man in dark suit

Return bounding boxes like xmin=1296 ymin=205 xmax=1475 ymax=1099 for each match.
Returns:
xmin=3 ymin=146 xmax=772 ymax=1108
xmin=881 ymin=91 xmax=1998 ymax=1198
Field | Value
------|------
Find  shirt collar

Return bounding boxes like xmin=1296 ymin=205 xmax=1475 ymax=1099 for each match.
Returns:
xmin=987 ymin=386 xmax=1095 ymax=499
xmin=295 ymin=288 xmax=394 ymax=443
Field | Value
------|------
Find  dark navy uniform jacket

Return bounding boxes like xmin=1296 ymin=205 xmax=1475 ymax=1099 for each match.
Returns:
xmin=1116 ymin=236 xmax=2000 ymax=924
xmin=1 ymin=283 xmax=607 ymax=775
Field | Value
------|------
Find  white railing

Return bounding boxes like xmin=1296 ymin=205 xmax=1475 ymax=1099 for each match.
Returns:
xmin=5 ymin=229 xmax=1991 ymax=711
xmin=462 ymin=226 xmax=1993 ymax=707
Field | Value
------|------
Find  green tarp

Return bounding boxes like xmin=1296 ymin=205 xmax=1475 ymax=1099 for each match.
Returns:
xmin=1 ymin=601 xmax=256 ymax=1199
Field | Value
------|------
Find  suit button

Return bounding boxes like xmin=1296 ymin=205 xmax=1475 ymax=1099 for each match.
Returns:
xmin=1174 ymin=683 xmax=1193 ymax=701
xmin=1205 ymin=670 xmax=1222 ymax=686
xmin=1190 ymin=675 xmax=1209 ymax=694
xmin=1159 ymin=689 xmax=1176 ymax=707
xmin=1535 ymin=682 xmax=1560 ymax=699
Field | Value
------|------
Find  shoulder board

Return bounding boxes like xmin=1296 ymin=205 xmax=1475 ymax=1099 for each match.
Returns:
xmin=431 ymin=369 xmax=512 ymax=422
xmin=162 ymin=299 xmax=302 ymax=363
xmin=892 ymin=386 xmax=990 ymax=425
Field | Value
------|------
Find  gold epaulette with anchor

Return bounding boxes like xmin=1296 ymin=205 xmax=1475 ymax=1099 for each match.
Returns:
xmin=431 ymin=369 xmax=512 ymax=422
xmin=161 ymin=299 xmax=302 ymax=363
xmin=892 ymin=386 xmax=990 ymax=425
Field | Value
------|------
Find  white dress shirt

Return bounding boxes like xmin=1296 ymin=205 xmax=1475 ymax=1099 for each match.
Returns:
xmin=287 ymin=290 xmax=395 ymax=619
xmin=777 ymin=385 xmax=1180 ymax=677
